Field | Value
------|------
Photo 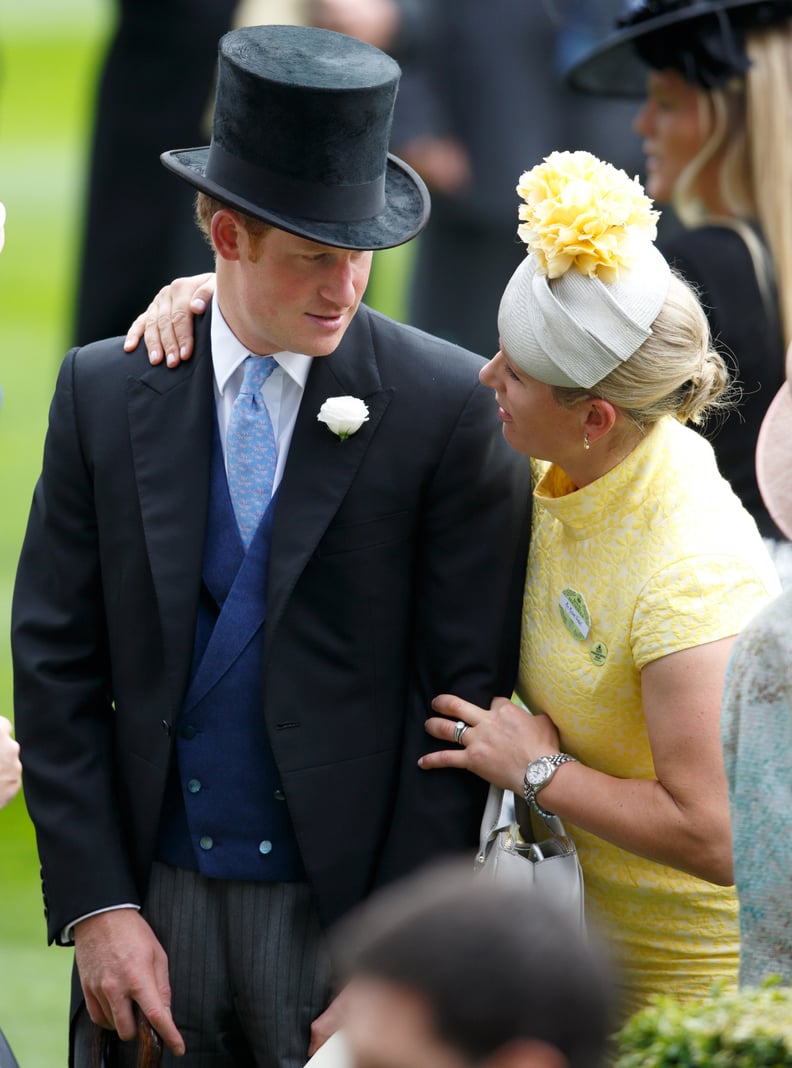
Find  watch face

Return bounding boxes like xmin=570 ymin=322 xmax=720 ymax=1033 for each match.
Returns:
xmin=525 ymin=758 xmax=552 ymax=787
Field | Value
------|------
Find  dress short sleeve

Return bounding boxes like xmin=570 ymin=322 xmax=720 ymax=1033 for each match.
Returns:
xmin=631 ymin=555 xmax=773 ymax=672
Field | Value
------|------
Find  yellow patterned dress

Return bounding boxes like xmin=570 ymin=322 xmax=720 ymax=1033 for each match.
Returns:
xmin=517 ymin=417 xmax=780 ymax=1018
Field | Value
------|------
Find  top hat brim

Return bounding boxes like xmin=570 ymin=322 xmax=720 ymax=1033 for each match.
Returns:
xmin=565 ymin=0 xmax=781 ymax=96
xmin=161 ymin=147 xmax=430 ymax=252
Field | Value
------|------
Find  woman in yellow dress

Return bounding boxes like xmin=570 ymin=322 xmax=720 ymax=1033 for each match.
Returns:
xmin=421 ymin=151 xmax=780 ymax=1019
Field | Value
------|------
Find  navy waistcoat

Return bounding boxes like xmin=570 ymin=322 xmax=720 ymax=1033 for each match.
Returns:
xmin=156 ymin=418 xmax=305 ymax=881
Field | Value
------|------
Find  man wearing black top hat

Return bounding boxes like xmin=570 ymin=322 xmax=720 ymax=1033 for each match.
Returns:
xmin=11 ymin=23 xmax=531 ymax=1068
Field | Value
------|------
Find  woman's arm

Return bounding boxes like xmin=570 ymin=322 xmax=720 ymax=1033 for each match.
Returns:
xmin=424 ymin=636 xmax=736 ymax=885
xmin=123 ymin=272 xmax=216 ymax=366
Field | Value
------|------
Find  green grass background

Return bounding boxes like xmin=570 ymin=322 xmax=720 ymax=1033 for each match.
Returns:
xmin=1 ymin=4 xmax=112 ymax=1064
xmin=0 ymin=3 xmax=410 ymax=1063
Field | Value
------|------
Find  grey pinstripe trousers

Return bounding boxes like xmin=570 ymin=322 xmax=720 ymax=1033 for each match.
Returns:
xmin=73 ymin=862 xmax=333 ymax=1067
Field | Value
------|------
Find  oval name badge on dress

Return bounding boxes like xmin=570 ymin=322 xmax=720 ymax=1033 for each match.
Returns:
xmin=559 ymin=587 xmax=590 ymax=641
xmin=590 ymin=640 xmax=608 ymax=666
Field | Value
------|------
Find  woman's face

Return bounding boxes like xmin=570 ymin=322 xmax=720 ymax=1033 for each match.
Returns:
xmin=632 ymin=69 xmax=713 ymax=203
xmin=479 ymin=348 xmax=583 ymax=462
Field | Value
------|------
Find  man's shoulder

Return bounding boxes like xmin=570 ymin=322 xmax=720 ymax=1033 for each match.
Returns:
xmin=355 ymin=304 xmax=488 ymax=381
xmin=64 ymin=334 xmax=144 ymax=379
xmin=65 ymin=333 xmax=205 ymax=388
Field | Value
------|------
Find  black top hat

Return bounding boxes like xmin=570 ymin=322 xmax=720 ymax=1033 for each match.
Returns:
xmin=565 ymin=0 xmax=792 ymax=96
xmin=161 ymin=24 xmax=430 ymax=250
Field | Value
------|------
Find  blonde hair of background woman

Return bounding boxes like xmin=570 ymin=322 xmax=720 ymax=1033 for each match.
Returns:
xmin=672 ymin=21 xmax=792 ymax=350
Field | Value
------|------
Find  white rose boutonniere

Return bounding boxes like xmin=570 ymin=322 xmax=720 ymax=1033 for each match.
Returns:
xmin=317 ymin=396 xmax=369 ymax=441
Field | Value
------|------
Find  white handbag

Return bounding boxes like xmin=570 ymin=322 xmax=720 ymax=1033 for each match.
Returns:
xmin=475 ymin=785 xmax=586 ymax=931
xmin=303 ymin=1030 xmax=352 ymax=1068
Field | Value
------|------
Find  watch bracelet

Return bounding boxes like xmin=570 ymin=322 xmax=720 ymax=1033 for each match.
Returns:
xmin=523 ymin=753 xmax=577 ymax=817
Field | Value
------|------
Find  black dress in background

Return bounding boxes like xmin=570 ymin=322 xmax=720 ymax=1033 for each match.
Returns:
xmin=660 ymin=223 xmax=786 ymax=540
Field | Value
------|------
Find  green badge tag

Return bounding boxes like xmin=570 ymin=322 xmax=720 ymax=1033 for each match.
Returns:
xmin=590 ymin=641 xmax=608 ymax=666
xmin=558 ymin=587 xmax=590 ymax=641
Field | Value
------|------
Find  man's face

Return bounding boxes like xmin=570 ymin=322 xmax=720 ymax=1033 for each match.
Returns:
xmin=220 ymin=223 xmax=373 ymax=357
xmin=343 ymin=977 xmax=468 ymax=1068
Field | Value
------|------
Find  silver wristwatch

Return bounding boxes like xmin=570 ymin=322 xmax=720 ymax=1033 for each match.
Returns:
xmin=523 ymin=753 xmax=577 ymax=817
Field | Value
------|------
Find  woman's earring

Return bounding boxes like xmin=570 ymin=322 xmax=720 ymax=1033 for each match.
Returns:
xmin=583 ymin=432 xmax=591 ymax=451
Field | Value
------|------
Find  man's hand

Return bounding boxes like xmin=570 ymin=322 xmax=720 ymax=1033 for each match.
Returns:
xmin=124 ymin=273 xmax=216 ymax=368
xmin=397 ymin=136 xmax=471 ymax=195
xmin=0 ymin=716 xmax=21 ymax=809
xmin=75 ymin=909 xmax=185 ymax=1057
xmin=311 ymin=0 xmax=400 ymax=51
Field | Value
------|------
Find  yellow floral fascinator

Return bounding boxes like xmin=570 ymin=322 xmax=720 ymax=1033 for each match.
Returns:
xmin=498 ymin=151 xmax=671 ymax=389
xmin=516 ymin=150 xmax=660 ymax=283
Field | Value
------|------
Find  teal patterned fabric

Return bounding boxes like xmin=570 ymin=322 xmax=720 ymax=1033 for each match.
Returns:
xmin=722 ymin=587 xmax=792 ymax=987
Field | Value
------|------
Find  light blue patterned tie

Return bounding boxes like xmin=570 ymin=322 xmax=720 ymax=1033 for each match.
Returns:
xmin=226 ymin=355 xmax=278 ymax=548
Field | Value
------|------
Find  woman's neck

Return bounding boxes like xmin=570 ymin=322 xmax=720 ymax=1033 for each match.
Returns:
xmin=558 ymin=425 xmax=649 ymax=492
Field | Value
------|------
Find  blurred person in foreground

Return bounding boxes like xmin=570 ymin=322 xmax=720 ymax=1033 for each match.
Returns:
xmin=325 ymin=859 xmax=616 ymax=1068
xmin=721 ymin=344 xmax=792 ymax=988
xmin=565 ymin=0 xmax=792 ymax=584
xmin=11 ymin=24 xmax=530 ymax=1068
xmin=418 ymin=151 xmax=780 ymax=1019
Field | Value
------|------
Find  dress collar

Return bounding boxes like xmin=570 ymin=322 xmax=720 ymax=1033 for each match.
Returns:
xmin=534 ymin=419 xmax=677 ymax=538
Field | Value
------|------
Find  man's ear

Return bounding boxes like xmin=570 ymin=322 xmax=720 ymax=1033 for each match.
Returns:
xmin=211 ymin=209 xmax=243 ymax=261
xmin=485 ymin=1038 xmax=568 ymax=1068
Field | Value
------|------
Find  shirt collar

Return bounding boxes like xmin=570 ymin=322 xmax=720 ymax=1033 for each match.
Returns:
xmin=210 ymin=299 xmax=313 ymax=394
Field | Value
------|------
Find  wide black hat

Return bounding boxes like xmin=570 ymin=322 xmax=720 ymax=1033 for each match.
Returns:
xmin=161 ymin=24 xmax=430 ymax=250
xmin=565 ymin=0 xmax=792 ymax=96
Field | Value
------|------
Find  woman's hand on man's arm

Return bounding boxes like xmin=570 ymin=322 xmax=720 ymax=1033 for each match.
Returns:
xmin=422 ymin=638 xmax=738 ymax=885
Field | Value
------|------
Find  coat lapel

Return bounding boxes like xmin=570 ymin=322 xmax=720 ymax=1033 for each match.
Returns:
xmin=265 ymin=308 xmax=392 ymax=652
xmin=127 ymin=315 xmax=214 ymax=707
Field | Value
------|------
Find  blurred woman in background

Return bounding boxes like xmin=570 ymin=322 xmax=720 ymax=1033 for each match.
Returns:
xmin=566 ymin=0 xmax=792 ymax=585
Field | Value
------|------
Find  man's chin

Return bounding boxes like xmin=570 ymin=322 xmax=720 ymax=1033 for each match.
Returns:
xmin=303 ymin=327 xmax=352 ymax=358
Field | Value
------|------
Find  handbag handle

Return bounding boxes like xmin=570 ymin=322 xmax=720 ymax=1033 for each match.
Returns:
xmin=478 ymin=784 xmax=571 ymax=857
xmin=478 ymin=783 xmax=509 ymax=851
